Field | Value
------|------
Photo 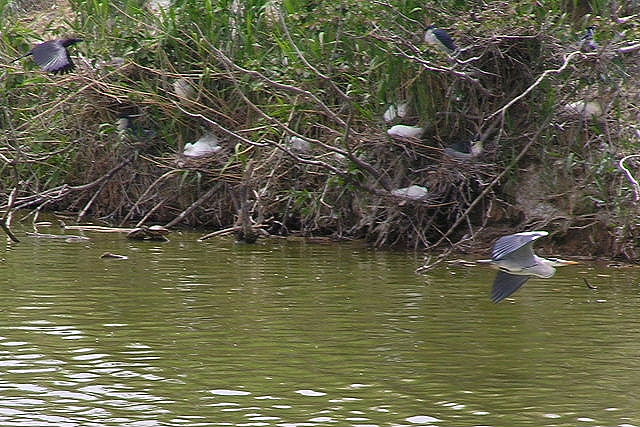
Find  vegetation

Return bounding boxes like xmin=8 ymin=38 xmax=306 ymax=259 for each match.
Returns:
xmin=0 ymin=0 xmax=639 ymax=258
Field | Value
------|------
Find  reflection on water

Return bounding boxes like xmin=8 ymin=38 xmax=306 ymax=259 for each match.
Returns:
xmin=0 ymin=227 xmax=639 ymax=426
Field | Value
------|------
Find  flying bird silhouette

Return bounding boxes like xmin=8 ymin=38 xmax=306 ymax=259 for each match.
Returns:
xmin=12 ymin=38 xmax=83 ymax=74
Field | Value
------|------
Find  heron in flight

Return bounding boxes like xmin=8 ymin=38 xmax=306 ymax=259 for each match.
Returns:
xmin=482 ymin=231 xmax=579 ymax=303
xmin=12 ymin=38 xmax=83 ymax=74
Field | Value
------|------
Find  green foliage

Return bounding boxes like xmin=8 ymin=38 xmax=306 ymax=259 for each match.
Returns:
xmin=0 ymin=0 xmax=639 ymax=252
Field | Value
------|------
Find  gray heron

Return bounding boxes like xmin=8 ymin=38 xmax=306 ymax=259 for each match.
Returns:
xmin=481 ymin=231 xmax=579 ymax=303
xmin=424 ymin=25 xmax=458 ymax=53
xmin=12 ymin=38 xmax=83 ymax=74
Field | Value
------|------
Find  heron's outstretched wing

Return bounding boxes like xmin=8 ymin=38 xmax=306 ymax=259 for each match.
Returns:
xmin=31 ymin=41 xmax=75 ymax=74
xmin=491 ymin=271 xmax=531 ymax=303
xmin=492 ymin=231 xmax=547 ymax=260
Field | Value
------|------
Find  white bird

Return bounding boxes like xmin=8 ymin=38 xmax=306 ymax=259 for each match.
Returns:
xmin=383 ymin=102 xmax=408 ymax=123
xmin=391 ymin=185 xmax=428 ymax=201
xmin=183 ymin=134 xmax=222 ymax=157
xmin=387 ymin=124 xmax=424 ymax=139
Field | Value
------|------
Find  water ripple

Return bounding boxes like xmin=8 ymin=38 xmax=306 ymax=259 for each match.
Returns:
xmin=0 ymin=234 xmax=636 ymax=426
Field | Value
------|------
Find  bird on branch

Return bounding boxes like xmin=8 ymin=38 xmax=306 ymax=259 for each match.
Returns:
xmin=580 ymin=26 xmax=598 ymax=52
xmin=424 ymin=25 xmax=458 ymax=54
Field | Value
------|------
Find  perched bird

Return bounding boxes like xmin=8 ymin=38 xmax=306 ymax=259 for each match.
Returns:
xmin=480 ymin=231 xmax=579 ymax=303
xmin=387 ymin=124 xmax=425 ymax=139
xmin=116 ymin=115 xmax=156 ymax=142
xmin=183 ymin=133 xmax=222 ymax=157
xmin=390 ymin=184 xmax=429 ymax=201
xmin=580 ymin=26 xmax=598 ymax=52
xmin=424 ymin=25 xmax=458 ymax=53
xmin=444 ymin=140 xmax=483 ymax=160
xmin=12 ymin=38 xmax=83 ymax=74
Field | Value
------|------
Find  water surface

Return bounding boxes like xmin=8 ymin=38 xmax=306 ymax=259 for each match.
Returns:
xmin=0 ymin=225 xmax=638 ymax=426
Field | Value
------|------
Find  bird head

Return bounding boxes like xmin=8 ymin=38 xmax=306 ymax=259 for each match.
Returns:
xmin=62 ymin=38 xmax=83 ymax=47
xmin=470 ymin=140 xmax=483 ymax=156
xmin=424 ymin=25 xmax=437 ymax=38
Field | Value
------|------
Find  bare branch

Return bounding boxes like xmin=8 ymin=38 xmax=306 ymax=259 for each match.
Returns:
xmin=618 ymin=154 xmax=640 ymax=201
xmin=487 ymin=51 xmax=582 ymax=120
xmin=618 ymin=42 xmax=640 ymax=54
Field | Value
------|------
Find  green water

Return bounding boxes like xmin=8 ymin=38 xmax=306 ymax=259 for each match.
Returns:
xmin=0 ymin=224 xmax=639 ymax=427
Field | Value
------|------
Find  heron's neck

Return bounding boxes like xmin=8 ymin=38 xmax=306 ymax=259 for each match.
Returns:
xmin=533 ymin=255 xmax=556 ymax=278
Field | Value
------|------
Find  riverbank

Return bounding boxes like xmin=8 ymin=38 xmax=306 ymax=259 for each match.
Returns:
xmin=1 ymin=0 xmax=639 ymax=259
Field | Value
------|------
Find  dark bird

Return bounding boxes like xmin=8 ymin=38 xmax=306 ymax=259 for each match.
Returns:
xmin=424 ymin=25 xmax=458 ymax=53
xmin=116 ymin=114 xmax=157 ymax=142
xmin=444 ymin=140 xmax=483 ymax=160
xmin=478 ymin=231 xmax=579 ymax=303
xmin=12 ymin=38 xmax=83 ymax=74
xmin=580 ymin=26 xmax=598 ymax=52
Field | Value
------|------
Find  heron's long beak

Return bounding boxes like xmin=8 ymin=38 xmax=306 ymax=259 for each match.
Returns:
xmin=549 ymin=258 xmax=580 ymax=266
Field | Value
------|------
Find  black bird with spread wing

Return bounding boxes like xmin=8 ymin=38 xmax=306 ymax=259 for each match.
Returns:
xmin=12 ymin=38 xmax=83 ymax=74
